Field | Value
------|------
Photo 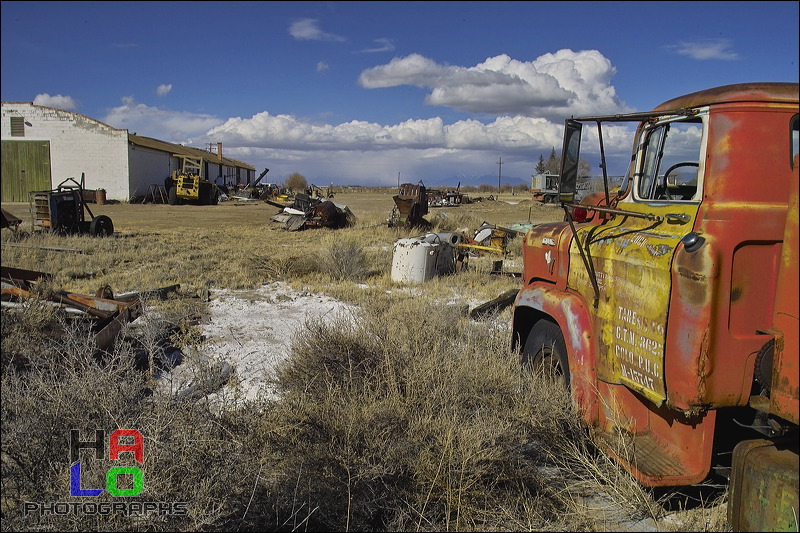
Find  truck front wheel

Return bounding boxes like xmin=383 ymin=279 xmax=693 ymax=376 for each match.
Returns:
xmin=522 ymin=320 xmax=570 ymax=392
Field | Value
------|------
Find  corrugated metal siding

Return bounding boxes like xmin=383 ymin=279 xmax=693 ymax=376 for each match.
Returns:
xmin=1 ymin=140 xmax=51 ymax=201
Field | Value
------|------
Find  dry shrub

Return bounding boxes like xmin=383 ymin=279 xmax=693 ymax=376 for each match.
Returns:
xmin=428 ymin=210 xmax=483 ymax=233
xmin=260 ymin=299 xmax=586 ymax=531
xmin=256 ymin=294 xmax=723 ymax=532
xmin=0 ymin=301 xmax=267 ymax=532
xmin=1 ymin=296 xmax=63 ymax=372
xmin=314 ymin=232 xmax=372 ymax=283
xmin=244 ymin=249 xmax=311 ymax=282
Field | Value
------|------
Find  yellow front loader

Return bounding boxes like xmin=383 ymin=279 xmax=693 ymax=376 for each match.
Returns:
xmin=165 ymin=155 xmax=220 ymax=205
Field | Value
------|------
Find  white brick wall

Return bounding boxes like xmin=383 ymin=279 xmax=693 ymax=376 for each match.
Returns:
xmin=1 ymin=102 xmax=130 ymax=200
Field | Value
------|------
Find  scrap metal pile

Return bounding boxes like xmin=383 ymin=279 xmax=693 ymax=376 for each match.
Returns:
xmin=390 ymin=223 xmax=524 ymax=284
xmin=266 ymin=193 xmax=356 ymax=231
xmin=389 ymin=182 xmax=430 ymax=228
xmin=1 ymin=266 xmax=142 ymax=355
xmin=458 ymin=222 xmax=520 ymax=257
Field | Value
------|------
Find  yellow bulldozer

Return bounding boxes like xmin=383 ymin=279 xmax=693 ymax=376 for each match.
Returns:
xmin=165 ymin=155 xmax=220 ymax=205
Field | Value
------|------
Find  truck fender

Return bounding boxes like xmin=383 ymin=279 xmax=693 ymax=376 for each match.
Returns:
xmin=512 ymin=281 xmax=599 ymax=424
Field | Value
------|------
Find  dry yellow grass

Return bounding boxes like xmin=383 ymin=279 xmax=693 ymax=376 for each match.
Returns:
xmin=1 ymin=190 xmax=728 ymax=532
xmin=1 ymin=189 xmax=563 ymax=301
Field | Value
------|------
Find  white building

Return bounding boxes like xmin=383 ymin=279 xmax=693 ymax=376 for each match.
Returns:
xmin=1 ymin=102 xmax=256 ymax=202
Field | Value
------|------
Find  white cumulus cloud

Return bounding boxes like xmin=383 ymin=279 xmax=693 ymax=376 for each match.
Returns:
xmin=33 ymin=93 xmax=78 ymax=110
xmin=103 ymin=49 xmax=637 ymax=186
xmin=103 ymin=97 xmax=223 ymax=142
xmin=192 ymin=109 xmax=601 ymax=162
xmin=358 ymin=50 xmax=631 ymax=121
xmin=156 ymin=84 xmax=173 ymax=96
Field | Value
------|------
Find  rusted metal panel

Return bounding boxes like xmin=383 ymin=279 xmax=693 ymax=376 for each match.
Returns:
xmin=589 ymin=404 xmax=716 ymax=487
xmin=728 ymin=439 xmax=800 ymax=532
xmin=1 ymin=207 xmax=23 ymax=229
xmin=654 ymin=82 xmax=799 ymax=113
xmin=767 ymin=155 xmax=799 ymax=426
xmin=666 ymin=103 xmax=797 ymax=411
xmin=470 ymin=289 xmax=518 ymax=320
xmin=521 ymin=222 xmax=574 ymax=287
xmin=391 ymin=182 xmax=429 ymax=226
xmin=1 ymin=267 xmax=141 ymax=354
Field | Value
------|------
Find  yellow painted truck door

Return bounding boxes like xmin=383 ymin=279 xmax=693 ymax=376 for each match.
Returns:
xmin=568 ymin=116 xmax=705 ymax=405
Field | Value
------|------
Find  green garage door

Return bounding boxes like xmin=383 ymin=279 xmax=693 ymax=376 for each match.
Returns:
xmin=1 ymin=140 xmax=52 ymax=202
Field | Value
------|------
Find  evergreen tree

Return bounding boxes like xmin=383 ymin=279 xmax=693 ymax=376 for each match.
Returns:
xmin=535 ymin=154 xmax=547 ymax=174
xmin=546 ymin=147 xmax=560 ymax=174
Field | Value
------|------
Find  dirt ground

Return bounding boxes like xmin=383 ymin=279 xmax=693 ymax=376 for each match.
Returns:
xmin=2 ymin=188 xmax=561 ymax=231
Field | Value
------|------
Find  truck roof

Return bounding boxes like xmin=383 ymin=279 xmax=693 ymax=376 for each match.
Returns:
xmin=654 ymin=82 xmax=798 ymax=112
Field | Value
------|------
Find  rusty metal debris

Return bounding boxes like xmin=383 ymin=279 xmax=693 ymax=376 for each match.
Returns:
xmin=388 ymin=182 xmax=493 ymax=227
xmin=29 ymin=176 xmax=114 ymax=236
xmin=231 ymin=167 xmax=272 ymax=200
xmin=1 ymin=208 xmax=22 ymax=233
xmin=389 ymin=182 xmax=431 ymax=228
xmin=428 ymin=183 xmax=471 ymax=207
xmin=470 ymin=288 xmax=520 ymax=320
xmin=266 ymin=192 xmax=355 ymax=231
xmin=1 ymin=266 xmax=146 ymax=354
xmin=458 ymin=223 xmax=520 ymax=256
xmin=390 ymin=223 xmax=524 ymax=283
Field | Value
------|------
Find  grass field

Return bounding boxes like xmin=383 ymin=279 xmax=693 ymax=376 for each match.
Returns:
xmin=0 ymin=190 xmax=726 ymax=532
xmin=1 ymin=189 xmax=561 ymax=297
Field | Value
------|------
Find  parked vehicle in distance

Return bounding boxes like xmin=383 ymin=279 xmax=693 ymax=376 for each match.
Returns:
xmin=530 ymin=172 xmax=559 ymax=204
xmin=164 ymin=155 xmax=220 ymax=205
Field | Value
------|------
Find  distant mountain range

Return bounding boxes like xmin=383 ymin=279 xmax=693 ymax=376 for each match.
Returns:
xmin=421 ymin=174 xmax=530 ymax=189
xmin=398 ymin=174 xmax=619 ymax=190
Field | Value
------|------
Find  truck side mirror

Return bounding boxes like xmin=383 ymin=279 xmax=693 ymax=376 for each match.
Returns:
xmin=559 ymin=120 xmax=582 ymax=203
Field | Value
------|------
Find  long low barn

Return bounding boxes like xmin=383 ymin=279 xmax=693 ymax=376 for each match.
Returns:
xmin=1 ymin=102 xmax=255 ymax=202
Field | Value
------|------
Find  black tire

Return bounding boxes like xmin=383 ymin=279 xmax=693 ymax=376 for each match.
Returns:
xmin=89 ymin=215 xmax=114 ymax=237
xmin=521 ymin=320 xmax=570 ymax=391
xmin=200 ymin=184 xmax=211 ymax=205
xmin=168 ymin=187 xmax=179 ymax=205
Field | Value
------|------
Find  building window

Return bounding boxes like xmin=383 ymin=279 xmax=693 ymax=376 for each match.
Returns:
xmin=10 ymin=116 xmax=25 ymax=137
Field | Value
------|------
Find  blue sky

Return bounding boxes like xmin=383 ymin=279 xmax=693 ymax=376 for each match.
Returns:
xmin=2 ymin=1 xmax=798 ymax=187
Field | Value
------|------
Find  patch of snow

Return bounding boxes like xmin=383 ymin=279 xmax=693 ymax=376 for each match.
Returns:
xmin=158 ymin=282 xmax=358 ymax=403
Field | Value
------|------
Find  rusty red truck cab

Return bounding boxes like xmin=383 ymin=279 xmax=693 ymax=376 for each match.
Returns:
xmin=511 ymin=83 xmax=798 ymax=531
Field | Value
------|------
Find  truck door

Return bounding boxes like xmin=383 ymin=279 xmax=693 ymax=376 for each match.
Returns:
xmin=569 ymin=116 xmax=705 ymax=405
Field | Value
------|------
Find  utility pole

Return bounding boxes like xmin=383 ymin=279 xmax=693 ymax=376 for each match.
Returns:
xmin=397 ymin=172 xmax=400 ymax=188
xmin=497 ymin=157 xmax=503 ymax=194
